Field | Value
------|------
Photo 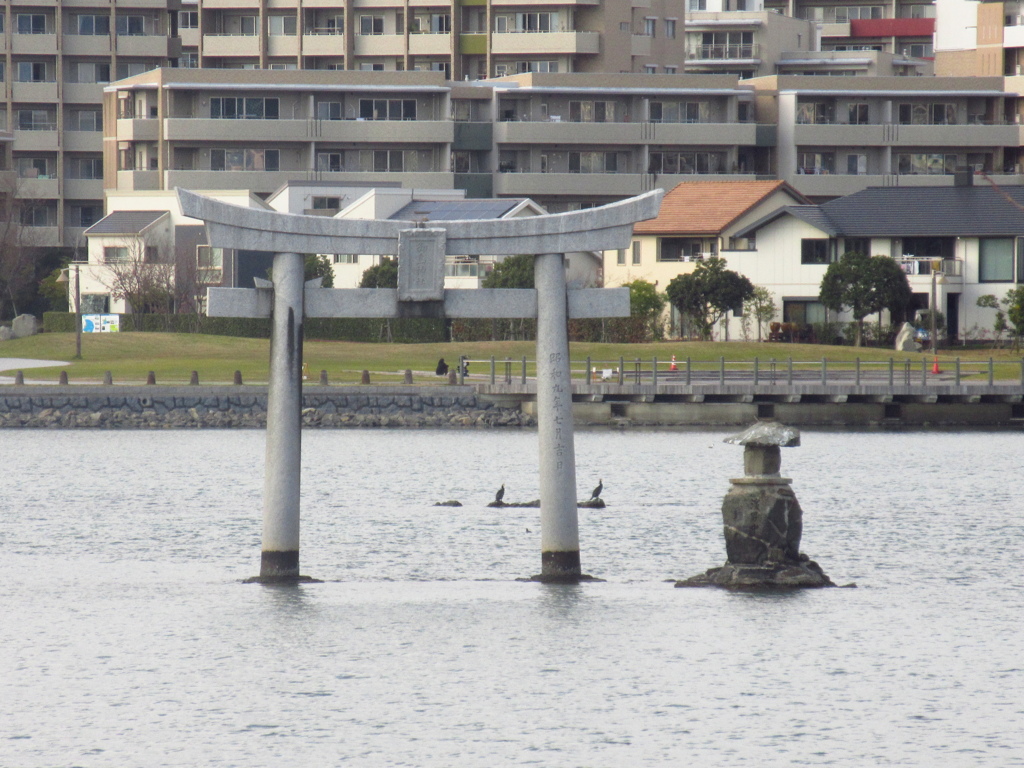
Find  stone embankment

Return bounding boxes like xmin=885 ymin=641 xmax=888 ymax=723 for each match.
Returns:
xmin=0 ymin=386 xmax=535 ymax=429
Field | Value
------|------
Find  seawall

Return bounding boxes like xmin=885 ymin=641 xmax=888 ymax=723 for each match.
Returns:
xmin=0 ymin=385 xmax=534 ymax=429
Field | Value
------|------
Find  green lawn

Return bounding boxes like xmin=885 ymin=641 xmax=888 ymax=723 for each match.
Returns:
xmin=1 ymin=332 xmax=1021 ymax=385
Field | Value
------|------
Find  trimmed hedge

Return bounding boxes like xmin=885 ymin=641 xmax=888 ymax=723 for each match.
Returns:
xmin=43 ymin=312 xmax=649 ymax=343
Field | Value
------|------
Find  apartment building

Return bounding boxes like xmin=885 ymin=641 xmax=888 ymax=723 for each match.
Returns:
xmin=176 ymin=0 xmax=688 ymax=79
xmin=104 ymin=68 xmax=766 ymax=212
xmin=760 ymin=0 xmax=936 ymax=58
xmin=745 ymin=74 xmax=1023 ymax=199
xmin=1 ymin=0 xmax=182 ymax=252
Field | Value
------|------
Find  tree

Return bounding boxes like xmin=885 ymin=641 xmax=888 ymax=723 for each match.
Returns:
xmin=665 ymin=257 xmax=754 ymax=341
xmin=103 ymin=236 xmax=175 ymax=329
xmin=0 ymin=179 xmax=52 ymax=320
xmin=359 ymin=256 xmax=398 ymax=288
xmin=744 ymin=286 xmax=777 ymax=342
xmin=977 ymin=294 xmax=1007 ymax=347
xmin=482 ymin=254 xmax=534 ymax=289
xmin=1002 ymin=286 xmax=1024 ymax=351
xmin=622 ymin=278 xmax=666 ymax=341
xmin=819 ymin=251 xmax=911 ymax=347
xmin=305 ymin=254 xmax=334 ymax=287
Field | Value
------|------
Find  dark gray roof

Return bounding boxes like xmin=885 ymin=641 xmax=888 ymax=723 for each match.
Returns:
xmin=84 ymin=210 xmax=167 ymax=236
xmin=389 ymin=199 xmax=526 ymax=222
xmin=819 ymin=185 xmax=1024 ymax=236
xmin=735 ymin=184 xmax=1024 ymax=238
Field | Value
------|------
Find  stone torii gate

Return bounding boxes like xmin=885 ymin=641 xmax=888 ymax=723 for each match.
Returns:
xmin=177 ymin=188 xmax=663 ymax=584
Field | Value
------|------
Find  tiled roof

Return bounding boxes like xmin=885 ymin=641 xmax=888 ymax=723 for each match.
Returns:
xmin=633 ymin=180 xmax=808 ymax=236
xmin=84 ymin=210 xmax=167 ymax=236
xmin=819 ymin=184 xmax=1024 ymax=236
xmin=389 ymin=199 xmax=526 ymax=221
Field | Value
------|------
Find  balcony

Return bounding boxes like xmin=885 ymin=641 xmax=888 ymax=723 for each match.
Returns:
xmin=164 ymin=118 xmax=311 ymax=142
xmin=409 ymin=33 xmax=453 ymax=56
xmin=12 ymin=81 xmax=59 ymax=103
xmin=166 ymin=169 xmax=455 ymax=194
xmin=62 ymin=34 xmax=113 ymax=56
xmin=631 ymin=35 xmax=651 ymax=57
xmin=267 ymin=36 xmax=300 ymax=57
xmin=316 ymin=119 xmax=454 ymax=143
xmin=13 ymin=127 xmax=58 ymax=152
xmin=63 ymin=130 xmax=103 ymax=152
xmin=818 ymin=22 xmax=852 ymax=38
xmin=895 ymin=257 xmax=963 ymax=280
xmin=1005 ymin=24 xmax=1024 ymax=48
xmin=495 ymin=120 xmax=644 ymax=145
xmin=490 ymin=31 xmax=600 ymax=55
xmin=352 ymin=34 xmax=406 ymax=56
xmin=202 ymin=33 xmax=260 ymax=57
xmin=493 ymin=172 xmax=644 ymax=197
xmin=892 ymin=123 xmax=1018 ymax=147
xmin=12 ymin=33 xmax=57 ymax=55
xmin=116 ymin=170 xmax=161 ymax=191
xmin=63 ymin=83 xmax=105 ymax=104
xmin=686 ymin=43 xmax=760 ymax=62
xmin=116 ymin=118 xmax=160 ymax=141
xmin=115 ymin=34 xmax=173 ymax=57
xmin=302 ymin=31 xmax=347 ymax=57
xmin=17 ymin=177 xmax=60 ymax=199
xmin=63 ymin=178 xmax=104 ymax=200
xmin=647 ymin=122 xmax=757 ymax=146
xmin=850 ymin=18 xmax=935 ymax=38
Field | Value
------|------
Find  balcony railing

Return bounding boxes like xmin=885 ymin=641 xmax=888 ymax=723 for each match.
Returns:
xmin=687 ymin=43 xmax=759 ymax=60
xmin=895 ymin=257 xmax=963 ymax=277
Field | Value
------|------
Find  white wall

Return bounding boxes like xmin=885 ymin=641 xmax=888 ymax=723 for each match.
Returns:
xmin=935 ymin=0 xmax=979 ymax=53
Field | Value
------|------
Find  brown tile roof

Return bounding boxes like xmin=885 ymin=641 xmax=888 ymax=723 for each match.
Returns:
xmin=634 ymin=180 xmax=808 ymax=236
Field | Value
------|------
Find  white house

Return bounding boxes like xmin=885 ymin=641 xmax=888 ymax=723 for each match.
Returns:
xmin=724 ymin=175 xmax=1024 ymax=343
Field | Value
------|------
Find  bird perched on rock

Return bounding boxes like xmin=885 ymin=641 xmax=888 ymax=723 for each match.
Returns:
xmin=590 ymin=479 xmax=603 ymax=500
xmin=495 ymin=484 xmax=505 ymax=504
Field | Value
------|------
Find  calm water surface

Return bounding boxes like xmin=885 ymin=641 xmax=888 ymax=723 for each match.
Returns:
xmin=1 ymin=428 xmax=1022 ymax=767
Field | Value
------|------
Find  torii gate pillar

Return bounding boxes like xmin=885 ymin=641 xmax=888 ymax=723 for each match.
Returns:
xmin=534 ymin=253 xmax=581 ymax=579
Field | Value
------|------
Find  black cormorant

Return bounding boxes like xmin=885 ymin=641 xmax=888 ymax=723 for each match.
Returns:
xmin=590 ymin=479 xmax=603 ymax=500
xmin=495 ymin=484 xmax=505 ymax=503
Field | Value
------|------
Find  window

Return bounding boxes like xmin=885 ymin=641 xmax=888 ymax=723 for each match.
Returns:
xmin=17 ymin=110 xmax=54 ymax=131
xmin=665 ymin=19 xmax=676 ymax=39
xmin=801 ymin=239 xmax=832 ymax=265
xmin=846 ymin=154 xmax=867 ymax=175
xmin=77 ymin=15 xmax=110 ymax=35
xmin=643 ymin=64 xmax=658 ymax=74
xmin=896 ymin=153 xmax=958 ymax=175
xmin=688 ymin=0 xmax=707 ymax=10
xmin=333 ymin=254 xmax=359 ymax=264
xmin=665 ymin=65 xmax=678 ymax=74
xmin=359 ymin=99 xmax=416 ymax=120
xmin=179 ymin=11 xmax=198 ymax=29
xmin=312 ymin=197 xmax=341 ymax=210
xmin=783 ymin=299 xmax=827 ymax=325
xmin=179 ymin=52 xmax=199 ymax=69
xmin=104 ymin=246 xmax=131 ymax=263
xmin=848 ymin=103 xmax=869 ymax=125
xmin=116 ymin=15 xmax=145 ymax=35
xmin=17 ymin=14 xmax=47 ymax=34
xmin=515 ymin=12 xmax=558 ymax=32
xmin=373 ymin=150 xmax=404 ymax=172
xmin=17 ymin=157 xmax=52 ymax=178
xmin=76 ymin=62 xmax=110 ymax=83
xmin=568 ymin=152 xmax=619 ymax=173
xmin=412 ymin=14 xmax=450 ymax=33
xmin=569 ymin=101 xmax=614 ymax=123
xmin=22 ymin=204 xmax=56 ymax=227
xmin=631 ymin=241 xmax=641 ymax=265
xmin=898 ymin=103 xmax=957 ymax=125
xmin=210 ymin=97 xmax=280 ymax=120
xmin=797 ymin=152 xmax=835 ymax=175
xmin=979 ymin=238 xmax=1015 ymax=282
xmin=317 ymin=102 xmax=342 ymax=121
xmin=360 ymin=62 xmax=385 ymax=71
xmin=17 ymin=62 xmax=49 ymax=82
xmin=116 ymin=62 xmax=153 ymax=80
xmin=74 ymin=205 xmax=103 ymax=228
xmin=118 ymin=147 xmax=135 ymax=170
xmin=316 ymin=152 xmax=343 ymax=172
xmin=797 ymin=101 xmax=835 ymax=124
xmin=648 ymin=151 xmax=725 ymax=174
xmin=359 ymin=15 xmax=384 ymax=35
xmin=67 ymin=157 xmax=103 ymax=179
xmin=844 ymin=238 xmax=870 ymax=256
xmin=616 ymin=249 xmax=626 ymax=265
xmin=210 ymin=148 xmax=280 ymax=171
xmin=650 ymin=101 xmax=710 ymax=123
xmin=644 ymin=18 xmax=656 ymax=37
xmin=269 ymin=15 xmax=297 ymax=35
xmin=197 ymin=246 xmax=224 ymax=283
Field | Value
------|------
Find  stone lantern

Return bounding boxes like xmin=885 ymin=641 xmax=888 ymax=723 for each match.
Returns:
xmin=676 ymin=421 xmax=835 ymax=589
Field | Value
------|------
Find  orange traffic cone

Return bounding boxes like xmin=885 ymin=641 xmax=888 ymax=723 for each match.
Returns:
xmin=932 ymin=356 xmax=941 ymax=375
xmin=670 ymin=355 xmax=678 ymax=371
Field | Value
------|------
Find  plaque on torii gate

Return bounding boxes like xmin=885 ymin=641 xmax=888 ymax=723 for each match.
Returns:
xmin=177 ymin=188 xmax=663 ymax=584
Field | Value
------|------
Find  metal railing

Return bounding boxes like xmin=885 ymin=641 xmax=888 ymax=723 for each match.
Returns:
xmin=462 ymin=355 xmax=1024 ymax=387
